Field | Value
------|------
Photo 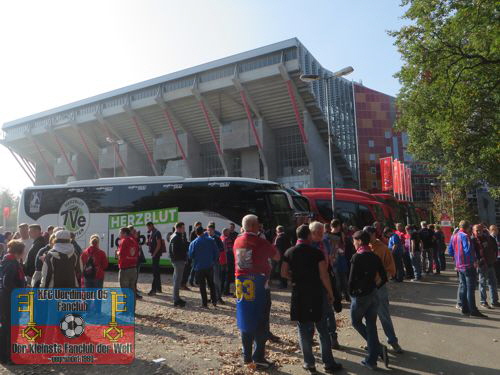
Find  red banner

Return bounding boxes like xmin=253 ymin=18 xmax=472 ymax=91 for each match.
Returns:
xmin=379 ymin=157 xmax=393 ymax=191
xmin=399 ymin=163 xmax=408 ymax=200
xmin=401 ymin=163 xmax=407 ymax=200
xmin=393 ymin=160 xmax=399 ymax=195
xmin=3 ymin=207 xmax=10 ymax=219
xmin=406 ymin=167 xmax=412 ymax=201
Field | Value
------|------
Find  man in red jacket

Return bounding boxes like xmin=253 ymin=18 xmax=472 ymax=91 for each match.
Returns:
xmin=118 ymin=227 xmax=138 ymax=299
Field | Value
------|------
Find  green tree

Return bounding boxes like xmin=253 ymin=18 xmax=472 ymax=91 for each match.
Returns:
xmin=390 ymin=0 xmax=500 ymax=194
xmin=430 ymin=183 xmax=476 ymax=226
xmin=0 ymin=188 xmax=19 ymax=231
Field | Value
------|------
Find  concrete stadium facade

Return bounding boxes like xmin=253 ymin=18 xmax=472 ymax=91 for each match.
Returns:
xmin=1 ymin=38 xmax=360 ymax=189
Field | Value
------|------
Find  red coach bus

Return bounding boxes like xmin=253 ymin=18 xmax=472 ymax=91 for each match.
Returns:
xmin=298 ymin=188 xmax=386 ymax=229
xmin=372 ymin=193 xmax=405 ymax=224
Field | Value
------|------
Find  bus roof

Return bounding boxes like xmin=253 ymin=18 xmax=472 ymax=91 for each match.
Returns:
xmin=299 ymin=188 xmax=376 ymax=200
xmin=24 ymin=176 xmax=279 ymax=190
xmin=298 ymin=189 xmax=381 ymax=205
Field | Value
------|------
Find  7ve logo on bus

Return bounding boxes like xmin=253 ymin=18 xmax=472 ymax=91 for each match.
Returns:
xmin=58 ymin=198 xmax=90 ymax=239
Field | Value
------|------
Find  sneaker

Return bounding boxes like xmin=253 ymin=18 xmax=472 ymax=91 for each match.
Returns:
xmin=189 ymin=282 xmax=196 ymax=287
xmin=147 ymin=290 xmax=156 ymax=296
xmin=381 ymin=345 xmax=389 ymax=367
xmin=480 ymin=302 xmax=492 ymax=309
xmin=331 ymin=337 xmax=340 ymax=350
xmin=174 ymin=300 xmax=186 ymax=307
xmin=180 ymin=285 xmax=191 ymax=291
xmin=243 ymin=358 xmax=253 ymax=365
xmin=201 ymin=304 xmax=209 ymax=309
xmin=491 ymin=302 xmax=500 ymax=308
xmin=360 ymin=360 xmax=378 ymax=370
xmin=217 ymin=298 xmax=226 ymax=305
xmin=391 ymin=343 xmax=404 ymax=354
xmin=455 ymin=304 xmax=462 ymax=310
xmin=470 ymin=310 xmax=488 ymax=318
xmin=324 ymin=362 xmax=343 ymax=373
xmin=254 ymin=359 xmax=274 ymax=369
xmin=136 ymin=294 xmax=143 ymax=300
xmin=302 ymin=364 xmax=317 ymax=374
xmin=268 ymin=333 xmax=281 ymax=343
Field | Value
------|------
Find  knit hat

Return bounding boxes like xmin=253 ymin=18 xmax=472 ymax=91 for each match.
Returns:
xmin=54 ymin=230 xmax=71 ymax=241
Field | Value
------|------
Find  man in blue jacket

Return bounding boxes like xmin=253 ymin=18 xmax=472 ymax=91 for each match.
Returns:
xmin=189 ymin=226 xmax=219 ymax=308
xmin=448 ymin=220 xmax=487 ymax=318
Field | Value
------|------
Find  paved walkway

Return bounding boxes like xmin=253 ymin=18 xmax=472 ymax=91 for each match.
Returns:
xmin=301 ymin=267 xmax=500 ymax=375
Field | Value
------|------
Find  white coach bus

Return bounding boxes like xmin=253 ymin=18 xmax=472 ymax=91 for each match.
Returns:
xmin=18 ymin=176 xmax=296 ymax=266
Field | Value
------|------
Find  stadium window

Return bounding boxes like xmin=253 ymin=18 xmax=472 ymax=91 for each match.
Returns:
xmin=385 ymin=130 xmax=391 ymax=139
xmin=386 ymin=146 xmax=392 ymax=154
xmin=368 ymin=140 xmax=374 ymax=148
xmin=369 ymin=154 xmax=376 ymax=161
xmin=372 ymin=180 xmax=378 ymax=188
xmin=370 ymin=166 xmax=377 ymax=174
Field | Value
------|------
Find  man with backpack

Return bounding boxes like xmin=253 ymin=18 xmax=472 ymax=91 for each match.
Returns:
xmin=40 ymin=230 xmax=82 ymax=288
xmin=147 ymin=222 xmax=164 ymax=296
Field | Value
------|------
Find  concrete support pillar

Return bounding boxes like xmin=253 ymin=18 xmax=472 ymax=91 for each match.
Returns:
xmin=303 ymin=110 xmax=344 ymax=188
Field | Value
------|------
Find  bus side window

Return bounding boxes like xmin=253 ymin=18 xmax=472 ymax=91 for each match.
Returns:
xmin=357 ymin=204 xmax=374 ymax=228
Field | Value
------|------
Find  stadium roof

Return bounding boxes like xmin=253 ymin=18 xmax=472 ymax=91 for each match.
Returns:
xmin=1 ymin=37 xmax=356 ymax=184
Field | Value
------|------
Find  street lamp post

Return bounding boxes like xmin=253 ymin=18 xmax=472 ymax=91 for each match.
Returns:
xmin=300 ymin=66 xmax=354 ymax=219
xmin=106 ymin=137 xmax=124 ymax=177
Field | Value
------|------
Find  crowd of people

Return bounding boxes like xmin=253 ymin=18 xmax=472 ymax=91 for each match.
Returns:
xmin=0 ymin=217 xmax=499 ymax=372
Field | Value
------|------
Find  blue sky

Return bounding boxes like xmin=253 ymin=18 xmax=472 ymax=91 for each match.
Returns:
xmin=0 ymin=0 xmax=408 ymax=193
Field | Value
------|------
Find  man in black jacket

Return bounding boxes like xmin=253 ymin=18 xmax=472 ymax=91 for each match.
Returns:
xmin=25 ymin=224 xmax=47 ymax=284
xmin=281 ymin=225 xmax=343 ymax=374
xmin=349 ymin=231 xmax=388 ymax=370
xmin=169 ymin=222 xmax=189 ymax=307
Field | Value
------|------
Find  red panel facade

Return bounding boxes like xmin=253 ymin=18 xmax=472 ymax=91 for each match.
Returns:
xmin=354 ymin=84 xmax=403 ymax=193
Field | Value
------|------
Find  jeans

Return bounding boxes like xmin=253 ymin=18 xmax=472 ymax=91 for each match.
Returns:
xmin=297 ymin=317 xmax=336 ymax=368
xmin=439 ymin=251 xmax=447 ymax=271
xmin=479 ymin=266 xmax=498 ymax=304
xmin=241 ymin=322 xmax=267 ymax=362
xmin=263 ymin=289 xmax=272 ymax=338
xmin=393 ymin=252 xmax=405 ymax=282
xmin=376 ymin=284 xmax=398 ymax=345
xmin=403 ymin=252 xmax=414 ymax=279
xmin=195 ymin=267 xmax=216 ymax=306
xmin=172 ymin=260 xmax=186 ymax=303
xmin=151 ymin=255 xmax=162 ymax=292
xmin=495 ymin=260 xmax=500 ymax=282
xmin=335 ymin=270 xmax=349 ymax=299
xmin=411 ymin=251 xmax=422 ymax=279
xmin=219 ymin=264 xmax=227 ymax=297
xmin=323 ymin=291 xmax=337 ymax=340
xmin=278 ymin=259 xmax=288 ymax=288
xmin=350 ymin=290 xmax=381 ymax=366
xmin=456 ymin=271 xmax=463 ymax=307
xmin=458 ymin=267 xmax=478 ymax=313
xmin=432 ymin=248 xmax=441 ymax=273
xmin=182 ymin=258 xmax=192 ymax=286
xmin=224 ymin=251 xmax=235 ymax=294
xmin=213 ymin=263 xmax=222 ymax=300
xmin=422 ymin=248 xmax=433 ymax=273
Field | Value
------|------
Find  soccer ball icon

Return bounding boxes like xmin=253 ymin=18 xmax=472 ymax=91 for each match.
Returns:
xmin=60 ymin=314 xmax=85 ymax=339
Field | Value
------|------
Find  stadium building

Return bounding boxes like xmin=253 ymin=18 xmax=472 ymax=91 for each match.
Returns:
xmin=1 ymin=38 xmax=360 ymax=189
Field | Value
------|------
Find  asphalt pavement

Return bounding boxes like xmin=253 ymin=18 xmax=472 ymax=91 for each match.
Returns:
xmin=312 ymin=264 xmax=500 ymax=375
